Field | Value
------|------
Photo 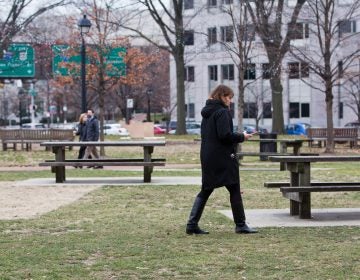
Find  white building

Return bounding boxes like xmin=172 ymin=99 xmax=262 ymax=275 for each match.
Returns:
xmin=169 ymin=0 xmax=360 ymax=130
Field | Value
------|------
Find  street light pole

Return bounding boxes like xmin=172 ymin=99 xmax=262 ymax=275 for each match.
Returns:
xmin=77 ymin=15 xmax=91 ymax=113
xmin=146 ymin=89 xmax=153 ymax=122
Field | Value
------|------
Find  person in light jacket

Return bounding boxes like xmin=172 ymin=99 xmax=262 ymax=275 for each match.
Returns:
xmin=186 ymin=85 xmax=257 ymax=235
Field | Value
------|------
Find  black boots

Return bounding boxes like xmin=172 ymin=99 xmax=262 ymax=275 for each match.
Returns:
xmin=186 ymin=197 xmax=209 ymax=235
xmin=231 ymin=200 xmax=258 ymax=234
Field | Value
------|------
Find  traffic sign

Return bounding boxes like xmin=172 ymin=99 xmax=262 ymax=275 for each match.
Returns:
xmin=0 ymin=44 xmax=35 ymax=78
xmin=52 ymin=44 xmax=126 ymax=77
xmin=52 ymin=45 xmax=81 ymax=76
xmin=104 ymin=47 xmax=126 ymax=77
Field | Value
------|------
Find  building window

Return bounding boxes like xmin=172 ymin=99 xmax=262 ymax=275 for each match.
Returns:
xmin=339 ymin=20 xmax=356 ymax=36
xmin=301 ymin=103 xmax=310 ymax=117
xmin=262 ymin=63 xmax=271 ymax=79
xmin=208 ymin=27 xmax=217 ymax=45
xmin=221 ymin=64 xmax=234 ymax=80
xmin=263 ymin=102 xmax=272 ymax=118
xmin=338 ymin=60 xmax=344 ymax=78
xmin=241 ymin=24 xmax=255 ymax=41
xmin=185 ymin=103 xmax=195 ymax=118
xmin=184 ymin=0 xmax=194 ymax=9
xmin=230 ymin=102 xmax=235 ymax=118
xmin=221 ymin=26 xmax=234 ymax=42
xmin=339 ymin=102 xmax=343 ymax=119
xmin=244 ymin=63 xmax=256 ymax=80
xmin=244 ymin=102 xmax=257 ymax=118
xmin=185 ymin=66 xmax=195 ymax=82
xmin=184 ymin=30 xmax=194 ymax=45
xmin=209 ymin=65 xmax=218 ymax=81
xmin=289 ymin=102 xmax=300 ymax=118
xmin=222 ymin=0 xmax=233 ymax=4
xmin=289 ymin=102 xmax=310 ymax=118
xmin=208 ymin=0 xmax=217 ymax=7
xmin=288 ymin=22 xmax=309 ymax=40
xmin=288 ymin=62 xmax=309 ymax=79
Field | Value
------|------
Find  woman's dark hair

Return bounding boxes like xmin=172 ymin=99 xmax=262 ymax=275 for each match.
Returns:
xmin=209 ymin=85 xmax=234 ymax=100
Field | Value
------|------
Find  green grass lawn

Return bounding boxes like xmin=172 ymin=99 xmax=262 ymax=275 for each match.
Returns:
xmin=0 ymin=182 xmax=359 ymax=279
xmin=0 ymin=136 xmax=359 ymax=279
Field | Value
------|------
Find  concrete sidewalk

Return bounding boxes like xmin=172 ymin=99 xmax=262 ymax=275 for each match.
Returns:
xmin=12 ymin=177 xmax=360 ymax=227
xmin=16 ymin=176 xmax=202 ymax=186
xmin=219 ymin=208 xmax=360 ymax=228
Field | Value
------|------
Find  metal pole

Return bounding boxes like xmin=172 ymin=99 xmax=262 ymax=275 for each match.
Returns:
xmin=147 ymin=92 xmax=151 ymax=122
xmin=80 ymin=36 xmax=87 ymax=113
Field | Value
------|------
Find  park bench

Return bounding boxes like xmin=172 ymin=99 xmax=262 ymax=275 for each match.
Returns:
xmin=39 ymin=140 xmax=166 ymax=183
xmin=268 ymin=155 xmax=360 ymax=219
xmin=307 ymin=127 xmax=358 ymax=148
xmin=0 ymin=128 xmax=75 ymax=151
xmin=264 ymin=181 xmax=360 ymax=188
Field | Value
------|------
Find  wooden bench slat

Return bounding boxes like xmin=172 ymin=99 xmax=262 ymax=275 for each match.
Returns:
xmin=280 ymin=186 xmax=360 ymax=192
xmin=39 ymin=161 xmax=165 ymax=167
xmin=44 ymin=158 xmax=166 ymax=163
xmin=265 ymin=181 xmax=360 ymax=188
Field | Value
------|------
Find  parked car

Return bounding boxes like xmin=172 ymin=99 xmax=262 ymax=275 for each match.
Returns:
xmin=344 ymin=121 xmax=360 ymax=128
xmin=21 ymin=123 xmax=46 ymax=129
xmin=168 ymin=122 xmax=201 ymax=135
xmin=103 ymin=123 xmax=129 ymax=136
xmin=285 ymin=123 xmax=311 ymax=135
xmin=233 ymin=124 xmax=268 ymax=134
xmin=154 ymin=124 xmax=166 ymax=135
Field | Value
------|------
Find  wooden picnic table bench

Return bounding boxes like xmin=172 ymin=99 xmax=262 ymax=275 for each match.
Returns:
xmin=268 ymin=155 xmax=360 ymax=219
xmin=39 ymin=140 xmax=166 ymax=183
xmin=307 ymin=127 xmax=358 ymax=148
xmin=0 ymin=128 xmax=75 ymax=151
xmin=240 ymin=139 xmax=314 ymax=169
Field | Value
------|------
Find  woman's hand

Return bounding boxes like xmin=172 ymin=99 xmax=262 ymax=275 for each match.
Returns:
xmin=243 ymin=131 xmax=257 ymax=140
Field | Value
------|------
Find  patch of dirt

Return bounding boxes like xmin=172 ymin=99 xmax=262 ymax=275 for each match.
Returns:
xmin=0 ymin=182 xmax=100 ymax=220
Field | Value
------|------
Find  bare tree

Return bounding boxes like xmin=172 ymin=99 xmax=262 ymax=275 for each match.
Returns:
xmin=0 ymin=0 xmax=69 ymax=56
xmin=244 ymin=0 xmax=307 ymax=133
xmin=342 ymin=74 xmax=360 ymax=123
xmin=110 ymin=0 xmax=189 ymax=134
xmin=219 ymin=2 xmax=256 ymax=133
xmin=290 ymin=0 xmax=360 ymax=152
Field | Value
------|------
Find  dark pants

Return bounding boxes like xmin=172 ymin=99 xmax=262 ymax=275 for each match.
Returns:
xmin=78 ymin=146 xmax=87 ymax=159
xmin=197 ymin=184 xmax=242 ymax=205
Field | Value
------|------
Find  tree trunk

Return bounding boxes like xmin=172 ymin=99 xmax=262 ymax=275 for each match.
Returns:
xmin=325 ymin=86 xmax=335 ymax=153
xmin=270 ymin=76 xmax=285 ymax=133
xmin=175 ymin=54 xmax=186 ymax=134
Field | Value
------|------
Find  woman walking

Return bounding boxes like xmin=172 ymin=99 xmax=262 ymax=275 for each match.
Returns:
xmin=75 ymin=113 xmax=88 ymax=165
xmin=186 ymin=85 xmax=257 ymax=235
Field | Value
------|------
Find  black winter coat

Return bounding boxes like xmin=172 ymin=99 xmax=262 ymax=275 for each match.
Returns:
xmin=200 ymin=99 xmax=245 ymax=190
xmin=85 ymin=116 xmax=99 ymax=141
xmin=76 ymin=123 xmax=87 ymax=141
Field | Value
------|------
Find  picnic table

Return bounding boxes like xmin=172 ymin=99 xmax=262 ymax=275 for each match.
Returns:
xmin=268 ymin=155 xmax=360 ymax=219
xmin=39 ymin=140 xmax=166 ymax=183
xmin=239 ymin=138 xmax=313 ymax=169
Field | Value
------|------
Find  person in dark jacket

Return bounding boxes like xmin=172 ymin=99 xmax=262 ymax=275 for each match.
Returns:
xmin=76 ymin=113 xmax=88 ymax=163
xmin=83 ymin=109 xmax=102 ymax=168
xmin=186 ymin=85 xmax=257 ymax=235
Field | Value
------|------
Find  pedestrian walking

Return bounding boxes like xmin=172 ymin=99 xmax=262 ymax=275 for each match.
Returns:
xmin=186 ymin=85 xmax=257 ymax=235
xmin=75 ymin=113 xmax=88 ymax=165
xmin=83 ymin=109 xmax=102 ymax=169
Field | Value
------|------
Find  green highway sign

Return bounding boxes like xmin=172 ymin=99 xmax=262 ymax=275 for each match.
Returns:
xmin=0 ymin=44 xmax=35 ymax=78
xmin=52 ymin=45 xmax=126 ymax=77
xmin=52 ymin=45 xmax=81 ymax=76
xmin=104 ymin=47 xmax=126 ymax=77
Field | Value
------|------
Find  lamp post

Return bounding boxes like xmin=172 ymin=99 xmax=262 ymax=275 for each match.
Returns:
xmin=146 ymin=89 xmax=153 ymax=122
xmin=77 ymin=15 xmax=91 ymax=113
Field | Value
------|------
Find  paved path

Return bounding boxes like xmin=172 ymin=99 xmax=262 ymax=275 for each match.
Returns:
xmin=3 ymin=175 xmax=358 ymax=227
xmin=219 ymin=208 xmax=360 ymax=228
